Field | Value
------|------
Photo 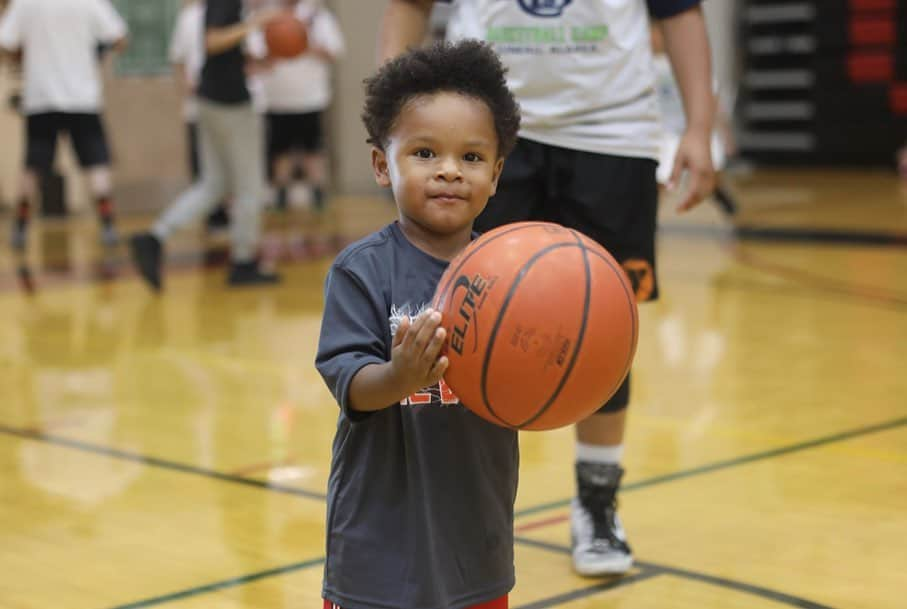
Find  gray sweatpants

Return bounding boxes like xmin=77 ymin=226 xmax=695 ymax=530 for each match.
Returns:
xmin=153 ymin=100 xmax=265 ymax=262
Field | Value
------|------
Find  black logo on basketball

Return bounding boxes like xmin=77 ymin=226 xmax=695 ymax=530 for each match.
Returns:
xmin=450 ymin=274 xmax=488 ymax=356
xmin=517 ymin=0 xmax=573 ymax=18
xmin=555 ymin=338 xmax=571 ymax=366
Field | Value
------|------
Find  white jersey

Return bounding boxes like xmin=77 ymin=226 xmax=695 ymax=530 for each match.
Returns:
xmin=0 ymin=0 xmax=127 ymax=115
xmin=168 ymin=1 xmax=205 ymax=121
xmin=445 ymin=0 xmax=660 ymax=159
xmin=255 ymin=3 xmax=345 ymax=113
xmin=653 ymin=54 xmax=686 ymax=134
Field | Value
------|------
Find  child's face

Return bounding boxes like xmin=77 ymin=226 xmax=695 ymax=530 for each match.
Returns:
xmin=372 ymin=92 xmax=504 ymax=242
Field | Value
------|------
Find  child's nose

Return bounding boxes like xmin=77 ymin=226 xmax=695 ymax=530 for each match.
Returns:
xmin=436 ymin=157 xmax=462 ymax=180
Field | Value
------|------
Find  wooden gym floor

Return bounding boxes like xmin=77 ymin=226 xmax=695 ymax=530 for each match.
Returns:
xmin=0 ymin=168 xmax=905 ymax=609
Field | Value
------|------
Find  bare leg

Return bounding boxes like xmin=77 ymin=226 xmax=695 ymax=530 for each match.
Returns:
xmin=272 ymin=153 xmax=294 ymax=210
xmin=86 ymin=165 xmax=112 ymax=197
xmin=10 ymin=169 xmax=39 ymax=250
xmin=575 ymin=409 xmax=626 ymax=446
xmin=301 ymin=151 xmax=328 ymax=210
xmin=18 ymin=169 xmax=39 ymax=201
xmin=86 ymin=165 xmax=118 ymax=245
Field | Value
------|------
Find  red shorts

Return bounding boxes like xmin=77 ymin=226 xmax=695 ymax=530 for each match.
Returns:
xmin=323 ymin=596 xmax=507 ymax=609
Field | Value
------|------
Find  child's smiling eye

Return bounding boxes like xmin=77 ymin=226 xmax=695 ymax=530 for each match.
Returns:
xmin=415 ymin=148 xmax=435 ymax=159
xmin=464 ymin=152 xmax=482 ymax=162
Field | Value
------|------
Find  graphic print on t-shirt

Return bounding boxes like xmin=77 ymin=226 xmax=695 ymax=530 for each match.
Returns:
xmin=517 ymin=0 xmax=574 ymax=18
xmin=390 ymin=302 xmax=463 ymax=407
xmin=445 ymin=0 xmax=661 ymax=159
xmin=486 ymin=1 xmax=609 ymax=56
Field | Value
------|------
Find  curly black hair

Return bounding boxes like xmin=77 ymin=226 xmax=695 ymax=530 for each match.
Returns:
xmin=363 ymin=40 xmax=521 ymax=157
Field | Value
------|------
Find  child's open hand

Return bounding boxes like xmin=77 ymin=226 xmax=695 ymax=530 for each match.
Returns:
xmin=390 ymin=308 xmax=448 ymax=395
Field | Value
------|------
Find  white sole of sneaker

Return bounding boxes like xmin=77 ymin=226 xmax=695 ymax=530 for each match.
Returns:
xmin=572 ymin=555 xmax=634 ymax=577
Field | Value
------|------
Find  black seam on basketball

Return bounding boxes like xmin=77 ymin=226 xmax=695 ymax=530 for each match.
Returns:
xmin=515 ymin=230 xmax=593 ymax=428
xmin=481 ymin=242 xmax=584 ymax=428
xmin=435 ymin=223 xmax=558 ymax=309
xmin=584 ymin=247 xmax=639 ymax=397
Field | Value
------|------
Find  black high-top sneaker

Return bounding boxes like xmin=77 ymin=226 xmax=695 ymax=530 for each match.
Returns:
xmin=227 ymin=260 xmax=281 ymax=286
xmin=570 ymin=462 xmax=633 ymax=576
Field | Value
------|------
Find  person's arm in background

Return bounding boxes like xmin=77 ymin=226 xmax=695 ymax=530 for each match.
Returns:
xmin=0 ymin=0 xmax=22 ymax=62
xmin=655 ymin=2 xmax=716 ymax=211
xmin=109 ymin=35 xmax=128 ymax=53
xmin=172 ymin=62 xmax=194 ymax=97
xmin=0 ymin=0 xmax=24 ymax=111
xmin=94 ymin=0 xmax=129 ymax=55
xmin=378 ymin=0 xmax=434 ymax=64
xmin=96 ymin=37 xmax=127 ymax=61
xmin=306 ymin=9 xmax=346 ymax=63
xmin=168 ymin=7 xmax=197 ymax=97
xmin=206 ymin=7 xmax=282 ymax=56
xmin=243 ymin=26 xmax=274 ymax=75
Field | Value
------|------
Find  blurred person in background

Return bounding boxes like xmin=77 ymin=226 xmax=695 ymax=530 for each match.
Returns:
xmin=169 ymin=0 xmax=231 ymax=233
xmin=130 ymin=0 xmax=281 ymax=291
xmin=0 ymin=0 xmax=128 ymax=251
xmin=254 ymin=0 xmax=345 ymax=213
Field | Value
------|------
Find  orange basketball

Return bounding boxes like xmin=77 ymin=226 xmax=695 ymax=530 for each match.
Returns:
xmin=432 ymin=222 xmax=638 ymax=431
xmin=264 ymin=13 xmax=308 ymax=59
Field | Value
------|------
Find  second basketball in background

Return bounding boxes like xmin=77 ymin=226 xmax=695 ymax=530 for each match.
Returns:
xmin=264 ymin=10 xmax=308 ymax=58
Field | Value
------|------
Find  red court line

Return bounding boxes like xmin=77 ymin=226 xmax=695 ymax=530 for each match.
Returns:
xmin=514 ymin=513 xmax=568 ymax=533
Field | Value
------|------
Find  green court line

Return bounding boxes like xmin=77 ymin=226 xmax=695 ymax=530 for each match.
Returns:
xmin=514 ymin=537 xmax=838 ymax=609
xmin=2 ymin=416 xmax=902 ymax=609
xmin=0 ymin=424 xmax=326 ymax=501
xmin=515 ymin=415 xmax=907 ymax=518
xmin=514 ymin=569 xmax=663 ymax=609
xmin=108 ymin=557 xmax=325 ymax=609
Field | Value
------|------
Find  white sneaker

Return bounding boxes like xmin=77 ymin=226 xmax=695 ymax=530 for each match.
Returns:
xmin=570 ymin=462 xmax=633 ymax=576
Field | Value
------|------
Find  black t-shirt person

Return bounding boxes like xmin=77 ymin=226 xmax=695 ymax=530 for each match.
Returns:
xmin=198 ymin=0 xmax=250 ymax=105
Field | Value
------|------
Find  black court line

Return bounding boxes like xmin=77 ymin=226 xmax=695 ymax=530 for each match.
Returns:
xmin=515 ymin=415 xmax=907 ymax=518
xmin=108 ymin=556 xmax=325 ymax=609
xmin=734 ymin=225 xmax=907 ymax=248
xmin=514 ymin=537 xmax=838 ymax=609
xmin=658 ymin=223 xmax=907 ymax=248
xmin=0 ymin=424 xmax=327 ymax=501
xmin=3 ymin=417 xmax=904 ymax=608
xmin=514 ymin=570 xmax=663 ymax=608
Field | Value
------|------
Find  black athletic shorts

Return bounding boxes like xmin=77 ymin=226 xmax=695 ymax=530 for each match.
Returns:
xmin=25 ymin=112 xmax=111 ymax=171
xmin=266 ymin=111 xmax=324 ymax=158
xmin=476 ymin=137 xmax=659 ymax=412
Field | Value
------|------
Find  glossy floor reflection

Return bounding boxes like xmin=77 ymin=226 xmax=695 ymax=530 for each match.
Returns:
xmin=1 ymin=172 xmax=905 ymax=609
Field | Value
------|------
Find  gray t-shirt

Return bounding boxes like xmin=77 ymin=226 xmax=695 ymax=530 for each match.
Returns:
xmin=316 ymin=222 xmax=519 ymax=609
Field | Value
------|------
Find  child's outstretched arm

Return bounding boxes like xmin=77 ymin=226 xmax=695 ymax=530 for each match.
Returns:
xmin=348 ymin=309 xmax=448 ymax=412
